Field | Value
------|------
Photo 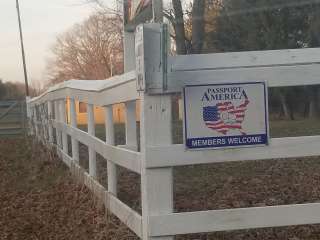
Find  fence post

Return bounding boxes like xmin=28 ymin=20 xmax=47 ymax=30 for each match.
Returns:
xmin=60 ymin=99 xmax=68 ymax=154
xmin=54 ymin=101 xmax=62 ymax=148
xmin=48 ymin=101 xmax=54 ymax=144
xmin=39 ymin=104 xmax=44 ymax=141
xmin=87 ymin=103 xmax=97 ymax=178
xmin=31 ymin=106 xmax=36 ymax=136
xmin=125 ymin=101 xmax=137 ymax=150
xmin=28 ymin=105 xmax=33 ymax=135
xmin=41 ymin=103 xmax=47 ymax=142
xmin=105 ymin=105 xmax=117 ymax=195
xmin=34 ymin=106 xmax=39 ymax=139
xmin=140 ymin=94 xmax=174 ymax=240
xmin=70 ymin=98 xmax=79 ymax=163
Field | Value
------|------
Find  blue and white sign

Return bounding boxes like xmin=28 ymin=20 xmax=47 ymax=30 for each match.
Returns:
xmin=183 ymin=82 xmax=269 ymax=149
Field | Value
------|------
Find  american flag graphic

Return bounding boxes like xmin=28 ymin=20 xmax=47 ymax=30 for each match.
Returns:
xmin=203 ymin=98 xmax=250 ymax=135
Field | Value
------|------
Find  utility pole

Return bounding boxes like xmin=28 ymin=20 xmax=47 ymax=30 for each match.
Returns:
xmin=16 ymin=0 xmax=29 ymax=97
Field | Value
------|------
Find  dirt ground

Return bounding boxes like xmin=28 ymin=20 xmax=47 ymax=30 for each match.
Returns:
xmin=3 ymin=133 xmax=320 ymax=239
xmin=0 ymin=138 xmax=135 ymax=240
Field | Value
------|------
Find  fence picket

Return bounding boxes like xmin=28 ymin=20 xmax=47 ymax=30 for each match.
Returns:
xmin=105 ymin=105 xmax=117 ymax=195
xmin=48 ymin=101 xmax=54 ymax=143
xmin=88 ymin=103 xmax=97 ymax=178
xmin=60 ymin=99 xmax=68 ymax=153
xmin=140 ymin=94 xmax=174 ymax=240
xmin=54 ymin=101 xmax=62 ymax=147
xmin=125 ymin=101 xmax=137 ymax=151
xmin=70 ymin=98 xmax=79 ymax=163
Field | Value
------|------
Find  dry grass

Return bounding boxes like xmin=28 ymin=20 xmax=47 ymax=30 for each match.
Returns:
xmin=2 ymin=119 xmax=320 ymax=239
xmin=0 ymin=137 xmax=136 ymax=240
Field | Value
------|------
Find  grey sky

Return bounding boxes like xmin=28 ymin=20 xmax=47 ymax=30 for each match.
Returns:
xmin=0 ymin=0 xmax=94 ymax=85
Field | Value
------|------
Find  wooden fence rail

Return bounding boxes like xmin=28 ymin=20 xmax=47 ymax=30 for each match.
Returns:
xmin=27 ymin=24 xmax=320 ymax=240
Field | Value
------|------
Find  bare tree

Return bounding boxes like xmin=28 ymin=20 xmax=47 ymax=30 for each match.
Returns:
xmin=171 ymin=0 xmax=187 ymax=54
xmin=164 ymin=0 xmax=211 ymax=54
xmin=47 ymin=12 xmax=123 ymax=84
xmin=88 ymin=0 xmax=209 ymax=55
xmin=0 ymin=79 xmax=26 ymax=100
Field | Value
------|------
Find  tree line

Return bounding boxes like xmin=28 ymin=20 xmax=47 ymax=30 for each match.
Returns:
xmin=47 ymin=0 xmax=320 ymax=119
xmin=0 ymin=79 xmax=26 ymax=100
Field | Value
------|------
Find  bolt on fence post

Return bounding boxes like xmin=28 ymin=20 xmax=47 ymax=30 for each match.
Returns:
xmin=87 ymin=103 xmax=97 ymax=178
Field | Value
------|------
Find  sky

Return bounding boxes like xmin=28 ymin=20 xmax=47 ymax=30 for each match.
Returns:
xmin=0 ymin=0 xmax=94 ymax=86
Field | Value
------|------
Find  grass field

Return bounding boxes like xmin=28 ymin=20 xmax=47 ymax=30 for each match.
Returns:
xmin=1 ymin=119 xmax=320 ymax=239
xmin=79 ymin=118 xmax=320 ymax=143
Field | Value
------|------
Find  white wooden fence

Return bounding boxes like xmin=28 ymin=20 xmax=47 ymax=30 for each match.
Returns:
xmin=27 ymin=24 xmax=320 ymax=240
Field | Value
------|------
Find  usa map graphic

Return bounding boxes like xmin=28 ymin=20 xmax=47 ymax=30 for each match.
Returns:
xmin=203 ymin=98 xmax=250 ymax=135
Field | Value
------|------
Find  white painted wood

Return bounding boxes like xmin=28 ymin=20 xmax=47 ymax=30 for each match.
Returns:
xmin=167 ymin=63 xmax=320 ymax=92
xmin=28 ymin=48 xmax=320 ymax=107
xmin=105 ymin=106 xmax=118 ymax=195
xmin=57 ymin=147 xmax=72 ymax=168
xmin=36 ymin=105 xmax=42 ymax=141
xmin=53 ymin=121 xmax=141 ymax=174
xmin=29 ymin=106 xmax=33 ymax=135
xmin=140 ymin=94 xmax=173 ymax=240
xmin=38 ymin=104 xmax=43 ymax=141
xmin=57 ymin=139 xmax=143 ymax=237
xmin=146 ymin=135 xmax=320 ymax=168
xmin=70 ymin=161 xmax=142 ymax=238
xmin=33 ymin=107 xmax=38 ymax=138
xmin=164 ymin=47 xmax=320 ymax=93
xmin=82 ymin=170 xmax=106 ymax=203
xmin=44 ymin=103 xmax=49 ymax=142
xmin=54 ymin=101 xmax=62 ymax=148
xmin=38 ymin=105 xmax=44 ymax=141
xmin=26 ymin=96 xmax=31 ymax=118
xmin=35 ymin=105 xmax=42 ymax=141
xmin=171 ymin=47 xmax=320 ymax=72
xmin=125 ymin=101 xmax=137 ymax=151
xmin=87 ymin=103 xmax=97 ymax=178
xmin=42 ymin=103 xmax=48 ymax=142
xmin=70 ymin=98 xmax=79 ymax=163
xmin=118 ymin=144 xmax=139 ymax=151
xmin=47 ymin=101 xmax=54 ymax=143
xmin=149 ymin=203 xmax=320 ymax=236
xmin=28 ymin=106 xmax=34 ymax=135
xmin=60 ymin=99 xmax=68 ymax=153
xmin=28 ymin=71 xmax=138 ymax=107
xmin=107 ymin=193 xmax=143 ymax=238
xmin=35 ymin=106 xmax=39 ymax=138
xmin=79 ymin=165 xmax=143 ymax=238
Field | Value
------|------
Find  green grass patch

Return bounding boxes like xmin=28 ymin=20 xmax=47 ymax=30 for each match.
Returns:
xmin=79 ymin=118 xmax=320 ymax=146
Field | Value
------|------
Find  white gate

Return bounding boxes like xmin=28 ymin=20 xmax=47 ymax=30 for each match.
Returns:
xmin=0 ymin=100 xmax=26 ymax=137
xmin=28 ymin=23 xmax=320 ymax=239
